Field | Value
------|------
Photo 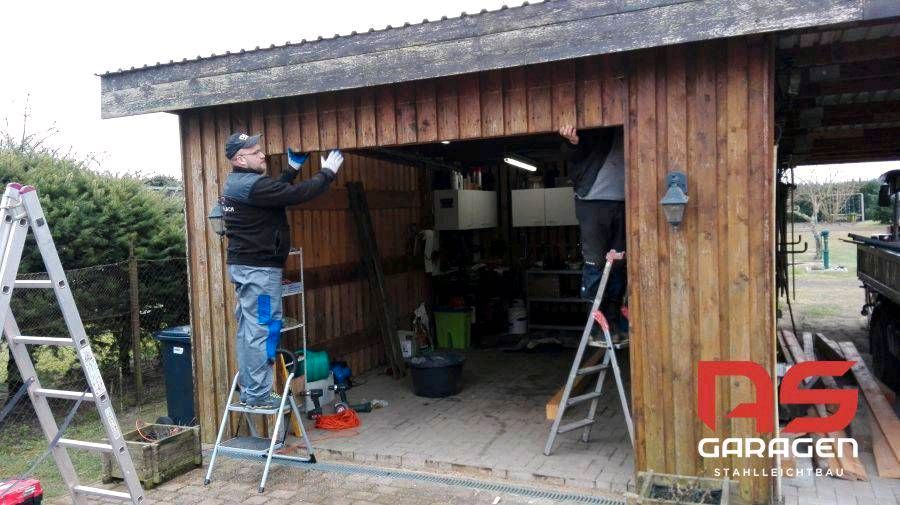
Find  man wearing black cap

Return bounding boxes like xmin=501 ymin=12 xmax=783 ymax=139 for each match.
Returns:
xmin=221 ymin=132 xmax=343 ymax=409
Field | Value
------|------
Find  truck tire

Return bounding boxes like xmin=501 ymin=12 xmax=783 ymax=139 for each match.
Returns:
xmin=870 ymin=306 xmax=900 ymax=390
xmin=883 ymin=312 xmax=900 ymax=390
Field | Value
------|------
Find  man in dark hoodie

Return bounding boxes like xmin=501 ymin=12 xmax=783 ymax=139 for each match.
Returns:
xmin=559 ymin=125 xmax=626 ymax=334
xmin=221 ymin=132 xmax=342 ymax=408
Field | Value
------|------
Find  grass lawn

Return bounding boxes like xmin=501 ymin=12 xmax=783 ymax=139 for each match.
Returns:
xmin=0 ymin=369 xmax=168 ymax=500
xmin=782 ymin=220 xmax=889 ymax=353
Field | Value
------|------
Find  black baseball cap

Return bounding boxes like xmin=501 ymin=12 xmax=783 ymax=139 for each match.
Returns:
xmin=225 ymin=132 xmax=261 ymax=160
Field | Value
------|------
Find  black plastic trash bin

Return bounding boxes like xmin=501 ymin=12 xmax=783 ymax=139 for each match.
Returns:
xmin=154 ymin=326 xmax=195 ymax=426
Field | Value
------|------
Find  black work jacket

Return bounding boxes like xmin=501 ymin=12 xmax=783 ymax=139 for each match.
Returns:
xmin=222 ymin=167 xmax=334 ymax=267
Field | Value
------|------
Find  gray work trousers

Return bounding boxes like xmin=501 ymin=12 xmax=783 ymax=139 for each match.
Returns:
xmin=228 ymin=265 xmax=283 ymax=404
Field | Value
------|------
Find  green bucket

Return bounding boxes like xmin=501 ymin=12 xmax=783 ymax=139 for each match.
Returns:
xmin=434 ymin=310 xmax=471 ymax=349
xmin=296 ymin=349 xmax=330 ymax=382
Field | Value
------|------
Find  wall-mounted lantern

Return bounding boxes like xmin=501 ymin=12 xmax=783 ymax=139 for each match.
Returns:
xmin=208 ymin=197 xmax=226 ymax=236
xmin=660 ymin=171 xmax=689 ymax=227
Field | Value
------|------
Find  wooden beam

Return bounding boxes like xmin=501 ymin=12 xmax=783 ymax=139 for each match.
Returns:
xmin=814 ymin=333 xmax=844 ymax=360
xmin=789 ymin=329 xmax=870 ymax=484
xmin=102 ymin=0 xmax=876 ymax=118
xmin=840 ymin=341 xmax=900 ymax=463
xmin=786 ymin=101 xmax=900 ymax=129
xmin=778 ymin=330 xmax=796 ymax=365
xmin=797 ymin=75 xmax=900 ymax=97
xmin=871 ymin=415 xmax=900 ymax=478
xmin=545 ymin=350 xmax=604 ymax=420
xmin=782 ymin=36 xmax=900 ymax=67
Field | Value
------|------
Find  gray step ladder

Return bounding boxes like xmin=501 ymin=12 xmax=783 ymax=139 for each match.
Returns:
xmin=204 ymin=247 xmax=315 ymax=493
xmin=544 ymin=250 xmax=635 ymax=456
xmin=0 ymin=183 xmax=145 ymax=504
xmin=204 ymin=353 xmax=316 ymax=493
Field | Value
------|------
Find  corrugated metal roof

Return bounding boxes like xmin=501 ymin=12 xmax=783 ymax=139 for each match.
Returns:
xmin=97 ymin=0 xmax=546 ymax=77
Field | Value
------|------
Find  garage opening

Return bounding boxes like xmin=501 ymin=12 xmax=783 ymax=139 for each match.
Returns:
xmin=282 ymin=126 xmax=634 ymax=494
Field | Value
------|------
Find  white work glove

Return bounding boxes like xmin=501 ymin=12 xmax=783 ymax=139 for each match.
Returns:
xmin=321 ymin=150 xmax=344 ymax=175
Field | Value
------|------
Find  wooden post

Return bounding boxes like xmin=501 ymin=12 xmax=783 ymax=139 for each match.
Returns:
xmin=128 ymin=241 xmax=143 ymax=404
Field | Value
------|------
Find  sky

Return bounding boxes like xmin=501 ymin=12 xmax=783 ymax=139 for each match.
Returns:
xmin=2 ymin=1 xmax=897 ymax=182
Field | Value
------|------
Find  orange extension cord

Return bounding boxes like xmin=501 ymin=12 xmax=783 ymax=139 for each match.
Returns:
xmin=314 ymin=407 xmax=361 ymax=430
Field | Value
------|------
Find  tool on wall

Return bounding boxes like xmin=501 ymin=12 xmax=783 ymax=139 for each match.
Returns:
xmin=347 ymin=181 xmax=406 ymax=377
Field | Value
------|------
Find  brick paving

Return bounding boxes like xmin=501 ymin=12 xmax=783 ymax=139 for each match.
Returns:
xmin=57 ymin=457 xmax=619 ymax=504
xmin=310 ymin=350 xmax=635 ymax=494
xmin=50 ymin=348 xmax=900 ymax=504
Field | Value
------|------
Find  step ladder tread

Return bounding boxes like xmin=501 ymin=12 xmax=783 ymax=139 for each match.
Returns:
xmin=72 ymin=485 xmax=133 ymax=501
xmin=33 ymin=388 xmax=96 ymax=401
xmin=227 ymin=402 xmax=292 ymax=414
xmin=558 ymin=418 xmax=596 ymax=434
xmin=13 ymin=279 xmax=52 ymax=288
xmin=588 ymin=339 xmax=630 ymax=349
xmin=218 ymin=436 xmax=284 ymax=455
xmin=11 ymin=336 xmax=74 ymax=347
xmin=567 ymin=391 xmax=605 ymax=406
xmin=576 ymin=364 xmax=609 ymax=375
xmin=58 ymin=438 xmax=113 ymax=452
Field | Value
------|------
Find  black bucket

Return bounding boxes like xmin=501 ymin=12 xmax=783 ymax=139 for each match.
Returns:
xmin=409 ymin=352 xmax=465 ymax=398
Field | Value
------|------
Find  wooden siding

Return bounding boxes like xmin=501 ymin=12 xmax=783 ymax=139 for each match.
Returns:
xmin=246 ymin=55 xmax=629 ymax=150
xmin=180 ymin=109 xmax=427 ymax=442
xmin=99 ymin=0 xmax=885 ymax=118
xmin=625 ymin=37 xmax=775 ymax=504
xmin=180 ymin=39 xmax=775 ymax=504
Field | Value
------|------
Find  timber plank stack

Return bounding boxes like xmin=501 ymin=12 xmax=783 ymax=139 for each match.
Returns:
xmin=778 ymin=330 xmax=900 ymax=480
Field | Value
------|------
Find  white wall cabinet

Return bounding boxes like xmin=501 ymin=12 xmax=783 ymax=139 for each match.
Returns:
xmin=434 ymin=190 xmax=498 ymax=230
xmin=511 ymin=189 xmax=545 ymax=227
xmin=512 ymin=187 xmax=577 ymax=227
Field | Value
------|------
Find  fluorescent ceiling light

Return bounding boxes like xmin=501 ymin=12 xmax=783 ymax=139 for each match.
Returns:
xmin=441 ymin=140 xmax=450 ymax=144
xmin=504 ymin=155 xmax=537 ymax=172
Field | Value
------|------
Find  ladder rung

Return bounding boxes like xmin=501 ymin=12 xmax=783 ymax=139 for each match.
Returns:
xmin=58 ymin=438 xmax=113 ymax=452
xmin=14 ymin=279 xmax=53 ymax=289
xmin=557 ymin=418 xmax=596 ymax=434
xmin=227 ymin=403 xmax=291 ymax=414
xmin=34 ymin=388 xmax=95 ymax=402
xmin=576 ymin=364 xmax=609 ymax=375
xmin=12 ymin=336 xmax=74 ymax=347
xmin=567 ymin=391 xmax=604 ymax=406
xmin=72 ymin=486 xmax=132 ymax=500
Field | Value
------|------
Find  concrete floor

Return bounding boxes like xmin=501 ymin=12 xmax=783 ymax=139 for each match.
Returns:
xmin=306 ymin=347 xmax=635 ymax=497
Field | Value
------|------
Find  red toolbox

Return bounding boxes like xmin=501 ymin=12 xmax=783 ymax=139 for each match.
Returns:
xmin=0 ymin=479 xmax=43 ymax=505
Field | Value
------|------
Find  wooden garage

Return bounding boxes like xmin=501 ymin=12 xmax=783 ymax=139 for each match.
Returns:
xmin=100 ymin=1 xmax=900 ymax=503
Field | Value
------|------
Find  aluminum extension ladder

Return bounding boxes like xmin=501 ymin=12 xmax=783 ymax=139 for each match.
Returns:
xmin=204 ymin=249 xmax=316 ymax=494
xmin=0 ymin=183 xmax=145 ymax=504
xmin=544 ymin=250 xmax=635 ymax=456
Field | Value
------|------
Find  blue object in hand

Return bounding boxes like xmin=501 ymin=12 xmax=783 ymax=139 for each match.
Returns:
xmin=287 ymin=148 xmax=309 ymax=170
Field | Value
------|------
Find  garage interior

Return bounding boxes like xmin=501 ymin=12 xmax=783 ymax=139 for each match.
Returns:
xmin=273 ymin=126 xmax=635 ymax=494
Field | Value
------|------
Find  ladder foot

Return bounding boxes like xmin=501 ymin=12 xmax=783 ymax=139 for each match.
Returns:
xmin=204 ymin=478 xmax=210 ymax=486
xmin=309 ymin=454 xmax=317 ymax=464
xmin=258 ymin=486 xmax=265 ymax=494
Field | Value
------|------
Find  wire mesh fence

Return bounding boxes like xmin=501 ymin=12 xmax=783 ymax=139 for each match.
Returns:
xmin=0 ymin=257 xmax=189 ymax=499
